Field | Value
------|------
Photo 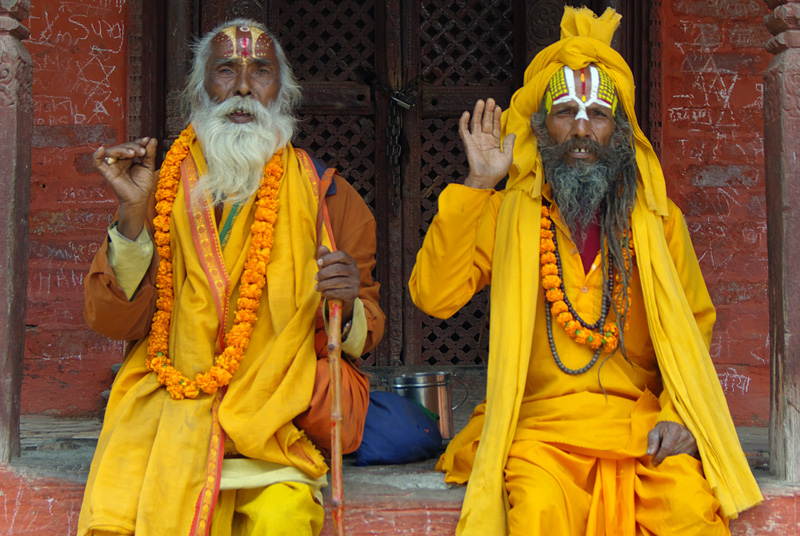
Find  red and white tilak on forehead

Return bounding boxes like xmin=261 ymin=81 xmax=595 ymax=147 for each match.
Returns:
xmin=544 ymin=65 xmax=619 ymax=121
xmin=213 ymin=24 xmax=274 ymax=61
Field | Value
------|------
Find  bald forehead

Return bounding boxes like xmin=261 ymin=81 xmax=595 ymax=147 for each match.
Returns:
xmin=210 ymin=24 xmax=275 ymax=62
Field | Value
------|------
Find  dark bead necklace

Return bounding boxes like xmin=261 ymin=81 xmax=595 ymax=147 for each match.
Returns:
xmin=545 ymin=295 xmax=604 ymax=375
xmin=545 ymin=216 xmax=616 ymax=375
xmin=551 ymin=223 xmax=613 ymax=331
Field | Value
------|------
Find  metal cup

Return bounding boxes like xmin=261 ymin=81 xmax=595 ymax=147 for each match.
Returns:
xmin=390 ymin=371 xmax=467 ymax=440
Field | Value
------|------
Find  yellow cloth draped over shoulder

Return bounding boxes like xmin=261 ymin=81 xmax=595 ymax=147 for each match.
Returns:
xmin=450 ymin=7 xmax=762 ymax=535
xmin=78 ymin=138 xmax=329 ymax=536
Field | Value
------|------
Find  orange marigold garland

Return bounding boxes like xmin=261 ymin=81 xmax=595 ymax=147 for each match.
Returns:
xmin=146 ymin=125 xmax=283 ymax=400
xmin=540 ymin=205 xmax=618 ymax=356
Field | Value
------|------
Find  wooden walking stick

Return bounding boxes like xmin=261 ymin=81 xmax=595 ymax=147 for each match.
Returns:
xmin=327 ymin=298 xmax=346 ymax=536
xmin=303 ymin=147 xmax=346 ymax=534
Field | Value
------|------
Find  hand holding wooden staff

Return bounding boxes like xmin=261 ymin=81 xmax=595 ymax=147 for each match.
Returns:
xmin=316 ymin=245 xmax=360 ymax=535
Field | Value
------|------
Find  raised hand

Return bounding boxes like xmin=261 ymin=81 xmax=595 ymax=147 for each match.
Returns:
xmin=461 ymin=98 xmax=516 ymax=190
xmin=93 ymin=137 xmax=158 ymax=239
xmin=646 ymin=421 xmax=699 ymax=466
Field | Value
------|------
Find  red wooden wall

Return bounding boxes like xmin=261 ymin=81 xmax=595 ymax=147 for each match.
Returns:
xmin=658 ymin=0 xmax=772 ymax=427
xmin=24 ymin=0 xmax=128 ymax=416
xmin=20 ymin=0 xmax=773 ymax=427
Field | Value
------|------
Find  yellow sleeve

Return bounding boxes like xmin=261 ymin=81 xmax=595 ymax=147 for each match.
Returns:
xmin=107 ymin=222 xmax=154 ymax=300
xmin=409 ymin=184 xmax=502 ymax=319
xmin=657 ymin=386 xmax=686 ymax=426
xmin=662 ymin=200 xmax=716 ymax=349
xmin=323 ymin=297 xmax=367 ymax=358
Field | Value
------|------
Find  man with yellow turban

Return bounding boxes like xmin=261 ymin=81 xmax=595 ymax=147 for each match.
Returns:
xmin=78 ymin=19 xmax=384 ymax=536
xmin=410 ymin=7 xmax=761 ymax=535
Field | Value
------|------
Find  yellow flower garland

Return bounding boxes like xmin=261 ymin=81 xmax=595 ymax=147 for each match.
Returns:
xmin=539 ymin=205 xmax=619 ymax=353
xmin=146 ymin=125 xmax=283 ymax=400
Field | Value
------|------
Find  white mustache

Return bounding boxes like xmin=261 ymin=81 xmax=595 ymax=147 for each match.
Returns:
xmin=211 ymin=96 xmax=270 ymax=120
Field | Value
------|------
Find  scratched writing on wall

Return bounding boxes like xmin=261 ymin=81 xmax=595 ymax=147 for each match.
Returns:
xmin=717 ymin=367 xmax=752 ymax=395
xmin=29 ymin=1 xmax=127 ymax=126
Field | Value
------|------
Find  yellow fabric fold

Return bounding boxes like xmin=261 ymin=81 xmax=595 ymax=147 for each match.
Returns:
xmin=447 ymin=6 xmax=760 ymax=534
xmin=219 ymin=459 xmax=327 ymax=504
xmin=79 ymin=140 xmax=329 ymax=536
xmin=560 ymin=6 xmax=621 ymax=43
xmin=631 ymin=193 xmax=760 ymax=517
xmin=211 ymin=481 xmax=325 ymax=536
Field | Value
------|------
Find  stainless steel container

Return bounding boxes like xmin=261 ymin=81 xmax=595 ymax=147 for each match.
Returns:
xmin=391 ymin=371 xmax=458 ymax=440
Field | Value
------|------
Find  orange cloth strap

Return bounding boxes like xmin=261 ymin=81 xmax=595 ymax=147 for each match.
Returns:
xmin=190 ymin=390 xmax=226 ymax=536
xmin=182 ymin=153 xmax=231 ymax=350
xmin=295 ymin=148 xmax=337 ymax=252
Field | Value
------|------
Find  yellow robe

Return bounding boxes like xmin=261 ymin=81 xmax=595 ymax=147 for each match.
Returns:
xmin=78 ymin=142 xmax=329 ymax=536
xmin=410 ymin=7 xmax=761 ymax=535
xmin=412 ymin=185 xmax=725 ymax=534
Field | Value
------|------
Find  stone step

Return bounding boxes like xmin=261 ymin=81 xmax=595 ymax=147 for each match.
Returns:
xmin=316 ymin=461 xmax=799 ymax=535
xmin=4 ymin=414 xmax=795 ymax=535
xmin=2 ymin=462 xmax=796 ymax=535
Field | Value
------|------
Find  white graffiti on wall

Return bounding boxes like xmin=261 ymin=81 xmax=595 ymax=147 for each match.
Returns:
xmin=29 ymin=2 xmax=127 ymax=126
xmin=717 ymin=367 xmax=752 ymax=395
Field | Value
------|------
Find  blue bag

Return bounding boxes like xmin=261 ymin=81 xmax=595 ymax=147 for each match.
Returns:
xmin=353 ymin=390 xmax=443 ymax=466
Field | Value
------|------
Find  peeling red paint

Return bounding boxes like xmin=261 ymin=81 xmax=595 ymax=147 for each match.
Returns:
xmin=2 ymin=465 xmax=795 ymax=535
xmin=660 ymin=0 xmax=772 ymax=426
xmin=24 ymin=0 xmax=129 ymax=417
xmin=0 ymin=467 xmax=84 ymax=535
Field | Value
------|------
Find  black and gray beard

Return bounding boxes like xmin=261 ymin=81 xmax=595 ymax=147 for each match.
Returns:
xmin=540 ymin=138 xmax=621 ymax=248
xmin=190 ymin=94 xmax=295 ymax=206
xmin=532 ymin=107 xmax=638 ymax=368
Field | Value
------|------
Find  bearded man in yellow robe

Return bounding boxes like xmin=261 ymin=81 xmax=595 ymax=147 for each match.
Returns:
xmin=410 ymin=7 xmax=761 ymax=536
xmin=78 ymin=19 xmax=384 ymax=536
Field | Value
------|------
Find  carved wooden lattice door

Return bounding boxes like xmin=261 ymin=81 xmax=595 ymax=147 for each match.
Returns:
xmin=145 ymin=0 xmax=651 ymax=369
xmin=403 ymin=1 xmax=527 ymax=367
xmin=397 ymin=0 xmax=646 ymax=367
xmin=163 ymin=0 xmax=533 ymax=368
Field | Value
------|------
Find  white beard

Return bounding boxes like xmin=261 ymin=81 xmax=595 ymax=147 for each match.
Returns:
xmin=190 ymin=94 xmax=295 ymax=206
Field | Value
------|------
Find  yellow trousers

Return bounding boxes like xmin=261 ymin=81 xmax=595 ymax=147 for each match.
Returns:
xmin=505 ymin=440 xmax=730 ymax=536
xmin=209 ymin=482 xmax=325 ymax=536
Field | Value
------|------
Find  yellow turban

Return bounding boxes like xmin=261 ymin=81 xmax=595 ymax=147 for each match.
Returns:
xmin=502 ymin=6 xmax=667 ymax=216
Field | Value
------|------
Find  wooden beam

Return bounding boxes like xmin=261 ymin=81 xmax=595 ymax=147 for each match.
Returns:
xmin=764 ymin=0 xmax=800 ymax=482
xmin=0 ymin=1 xmax=32 ymax=463
xmin=140 ymin=0 xmax=166 ymax=162
xmin=401 ymin=0 xmax=422 ymax=365
xmin=163 ymin=0 xmax=197 ymax=143
xmin=419 ymin=86 xmax=513 ymax=118
xmin=299 ymin=82 xmax=373 ymax=115
xmin=374 ymin=0 xmax=403 ymax=366
xmin=127 ymin=0 xmax=143 ymax=142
